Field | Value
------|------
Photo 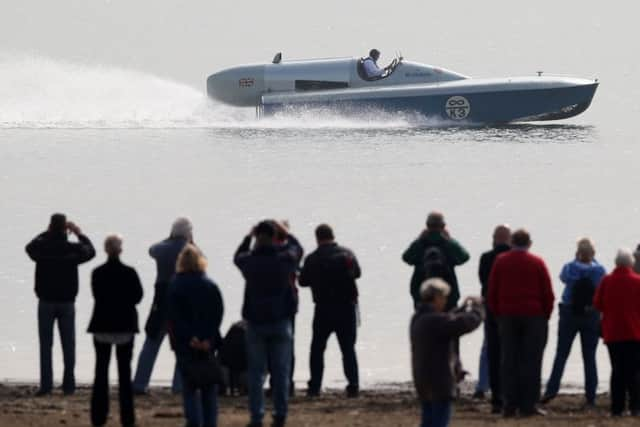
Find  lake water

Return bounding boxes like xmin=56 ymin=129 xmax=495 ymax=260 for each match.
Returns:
xmin=1 ymin=2 xmax=640 ymax=390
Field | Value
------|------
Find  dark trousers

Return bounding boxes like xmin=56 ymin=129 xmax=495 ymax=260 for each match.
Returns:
xmin=606 ymin=341 xmax=640 ymax=415
xmin=485 ymin=309 xmax=502 ymax=408
xmin=498 ymin=315 xmax=548 ymax=414
xmin=91 ymin=338 xmax=135 ymax=427
xmin=308 ymin=304 xmax=359 ymax=392
xmin=38 ymin=301 xmax=75 ymax=393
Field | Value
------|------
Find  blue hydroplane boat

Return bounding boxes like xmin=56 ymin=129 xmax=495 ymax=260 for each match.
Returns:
xmin=206 ymin=53 xmax=598 ymax=124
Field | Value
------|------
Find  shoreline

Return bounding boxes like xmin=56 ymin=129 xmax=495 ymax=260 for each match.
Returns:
xmin=1 ymin=383 xmax=637 ymax=426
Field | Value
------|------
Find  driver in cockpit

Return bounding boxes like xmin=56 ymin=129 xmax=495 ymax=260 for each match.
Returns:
xmin=362 ymin=49 xmax=385 ymax=79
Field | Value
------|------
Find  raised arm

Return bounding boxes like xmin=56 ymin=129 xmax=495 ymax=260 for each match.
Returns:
xmin=402 ymin=238 xmax=424 ymax=266
xmin=233 ymin=235 xmax=252 ymax=269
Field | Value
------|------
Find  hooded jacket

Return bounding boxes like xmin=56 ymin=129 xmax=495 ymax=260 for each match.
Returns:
xmin=559 ymin=259 xmax=606 ymax=305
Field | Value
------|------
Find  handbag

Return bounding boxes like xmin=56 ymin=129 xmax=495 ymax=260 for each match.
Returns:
xmin=182 ymin=350 xmax=223 ymax=388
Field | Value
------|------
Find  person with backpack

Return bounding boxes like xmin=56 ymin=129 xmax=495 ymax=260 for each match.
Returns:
xmin=403 ymin=212 xmax=470 ymax=311
xmin=541 ymin=238 xmax=606 ymax=407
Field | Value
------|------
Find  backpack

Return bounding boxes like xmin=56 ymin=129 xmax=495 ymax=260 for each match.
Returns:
xmin=422 ymin=246 xmax=455 ymax=286
xmin=571 ymin=275 xmax=596 ymax=315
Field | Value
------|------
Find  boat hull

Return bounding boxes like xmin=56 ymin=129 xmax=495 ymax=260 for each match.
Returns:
xmin=261 ymin=79 xmax=598 ymax=123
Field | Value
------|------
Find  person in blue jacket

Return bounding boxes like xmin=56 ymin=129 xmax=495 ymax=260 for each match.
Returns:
xmin=541 ymin=238 xmax=606 ymax=406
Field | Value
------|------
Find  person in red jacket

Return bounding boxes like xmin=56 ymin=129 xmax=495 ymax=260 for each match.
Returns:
xmin=488 ymin=229 xmax=554 ymax=417
xmin=593 ymin=249 xmax=640 ymax=416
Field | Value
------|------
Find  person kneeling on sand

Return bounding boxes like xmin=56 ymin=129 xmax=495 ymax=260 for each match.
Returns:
xmin=411 ymin=278 xmax=484 ymax=427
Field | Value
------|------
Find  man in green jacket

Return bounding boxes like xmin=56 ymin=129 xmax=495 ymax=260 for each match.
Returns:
xmin=402 ymin=212 xmax=470 ymax=310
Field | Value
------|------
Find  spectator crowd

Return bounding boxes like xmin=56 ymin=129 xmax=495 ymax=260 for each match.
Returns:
xmin=24 ymin=211 xmax=640 ymax=427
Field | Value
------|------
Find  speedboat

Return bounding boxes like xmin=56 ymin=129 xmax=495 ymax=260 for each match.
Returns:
xmin=206 ymin=53 xmax=598 ymax=123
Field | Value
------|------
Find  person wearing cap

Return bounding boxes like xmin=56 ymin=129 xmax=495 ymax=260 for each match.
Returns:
xmin=403 ymin=212 xmax=470 ymax=310
xmin=234 ymin=221 xmax=298 ymax=427
xmin=411 ymin=278 xmax=484 ymax=427
xmin=88 ymin=235 xmax=143 ymax=427
xmin=25 ymin=213 xmax=96 ymax=396
xmin=133 ymin=217 xmax=194 ymax=395
xmin=362 ymin=49 xmax=385 ymax=79
xmin=593 ymin=249 xmax=640 ymax=416
xmin=299 ymin=224 xmax=362 ymax=398
xmin=541 ymin=238 xmax=606 ymax=407
xmin=487 ymin=229 xmax=554 ymax=417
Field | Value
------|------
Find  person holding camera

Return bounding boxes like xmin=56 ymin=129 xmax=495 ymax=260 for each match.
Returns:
xmin=234 ymin=221 xmax=298 ymax=427
xmin=25 ymin=213 xmax=96 ymax=396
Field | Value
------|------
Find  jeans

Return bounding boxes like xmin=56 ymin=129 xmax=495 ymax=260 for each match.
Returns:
xmin=475 ymin=335 xmax=489 ymax=393
xmin=420 ymin=400 xmax=452 ymax=427
xmin=246 ymin=318 xmax=293 ymax=424
xmin=38 ymin=301 xmax=75 ymax=392
xmin=132 ymin=332 xmax=182 ymax=393
xmin=177 ymin=358 xmax=218 ymax=427
xmin=499 ymin=315 xmax=548 ymax=414
xmin=606 ymin=341 xmax=640 ymax=415
xmin=90 ymin=338 xmax=135 ymax=426
xmin=544 ymin=305 xmax=599 ymax=403
xmin=308 ymin=304 xmax=359 ymax=393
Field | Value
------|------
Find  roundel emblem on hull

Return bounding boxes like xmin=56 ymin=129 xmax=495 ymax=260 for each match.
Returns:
xmin=445 ymin=96 xmax=471 ymax=120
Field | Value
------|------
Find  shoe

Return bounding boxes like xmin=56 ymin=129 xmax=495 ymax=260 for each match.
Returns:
xmin=502 ymin=408 xmax=516 ymax=418
xmin=306 ymin=388 xmax=320 ymax=398
xmin=491 ymin=405 xmax=502 ymax=415
xmin=62 ymin=389 xmax=75 ymax=396
xmin=271 ymin=416 xmax=286 ymax=427
xmin=540 ymin=394 xmax=556 ymax=405
xmin=521 ymin=408 xmax=547 ymax=417
xmin=472 ymin=390 xmax=486 ymax=400
xmin=34 ymin=389 xmax=52 ymax=397
xmin=346 ymin=384 xmax=359 ymax=398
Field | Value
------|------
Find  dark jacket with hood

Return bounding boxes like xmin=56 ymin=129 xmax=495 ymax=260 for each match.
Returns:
xmin=26 ymin=231 xmax=96 ymax=303
xmin=88 ymin=257 xmax=144 ymax=333
xmin=403 ymin=231 xmax=470 ymax=309
xmin=411 ymin=301 xmax=484 ymax=401
xmin=299 ymin=243 xmax=361 ymax=306
xmin=234 ymin=237 xmax=297 ymax=324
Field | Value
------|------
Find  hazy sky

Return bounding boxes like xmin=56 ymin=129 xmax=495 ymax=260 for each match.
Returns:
xmin=1 ymin=1 xmax=636 ymax=89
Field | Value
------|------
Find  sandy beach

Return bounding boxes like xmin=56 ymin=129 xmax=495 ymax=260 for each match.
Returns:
xmin=0 ymin=383 xmax=637 ymax=427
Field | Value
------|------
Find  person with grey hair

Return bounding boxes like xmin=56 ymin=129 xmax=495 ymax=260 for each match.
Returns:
xmin=411 ymin=278 xmax=484 ymax=427
xmin=594 ymin=249 xmax=640 ymax=416
xmin=133 ymin=217 xmax=194 ymax=395
xmin=542 ymin=238 xmax=606 ymax=407
xmin=88 ymin=235 xmax=143 ymax=427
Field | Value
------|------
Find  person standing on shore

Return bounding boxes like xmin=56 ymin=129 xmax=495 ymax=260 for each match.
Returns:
xmin=25 ymin=213 xmax=96 ymax=396
xmin=477 ymin=225 xmax=511 ymax=413
xmin=541 ymin=238 xmax=606 ymax=407
xmin=234 ymin=221 xmax=297 ymax=427
xmin=133 ymin=217 xmax=193 ymax=395
xmin=411 ymin=278 xmax=484 ymax=427
xmin=299 ymin=224 xmax=362 ymax=398
xmin=593 ymin=249 xmax=640 ymax=416
xmin=633 ymin=244 xmax=640 ymax=274
xmin=488 ymin=229 xmax=554 ymax=417
xmin=273 ymin=220 xmax=303 ymax=396
xmin=168 ymin=244 xmax=224 ymax=427
xmin=403 ymin=212 xmax=470 ymax=310
xmin=88 ymin=235 xmax=143 ymax=427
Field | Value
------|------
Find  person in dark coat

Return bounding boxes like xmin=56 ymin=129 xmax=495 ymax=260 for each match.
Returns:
xmin=299 ymin=224 xmax=362 ymax=398
xmin=477 ymin=224 xmax=511 ymax=413
xmin=168 ymin=244 xmax=224 ymax=427
xmin=88 ymin=235 xmax=143 ymax=427
xmin=25 ymin=213 xmax=96 ymax=396
xmin=411 ymin=278 xmax=484 ymax=427
xmin=133 ymin=217 xmax=193 ymax=395
xmin=234 ymin=221 xmax=297 ymax=427
xmin=403 ymin=212 xmax=470 ymax=310
xmin=488 ymin=229 xmax=554 ymax=417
